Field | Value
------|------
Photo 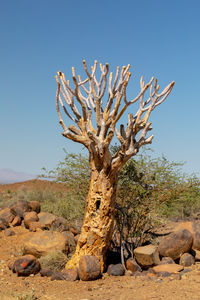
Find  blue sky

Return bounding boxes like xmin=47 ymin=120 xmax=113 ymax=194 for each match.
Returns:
xmin=0 ymin=0 xmax=200 ymax=176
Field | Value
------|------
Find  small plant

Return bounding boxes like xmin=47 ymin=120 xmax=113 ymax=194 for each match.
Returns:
xmin=38 ymin=250 xmax=68 ymax=271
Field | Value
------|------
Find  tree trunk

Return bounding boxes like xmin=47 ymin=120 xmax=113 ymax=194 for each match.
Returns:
xmin=66 ymin=167 xmax=118 ymax=271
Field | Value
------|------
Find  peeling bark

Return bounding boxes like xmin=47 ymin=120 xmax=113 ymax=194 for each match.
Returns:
xmin=66 ymin=168 xmax=118 ymax=271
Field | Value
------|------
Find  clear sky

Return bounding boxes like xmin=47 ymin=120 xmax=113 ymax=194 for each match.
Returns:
xmin=0 ymin=0 xmax=200 ymax=177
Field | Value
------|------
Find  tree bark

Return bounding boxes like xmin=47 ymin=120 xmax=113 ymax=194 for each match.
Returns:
xmin=66 ymin=167 xmax=118 ymax=271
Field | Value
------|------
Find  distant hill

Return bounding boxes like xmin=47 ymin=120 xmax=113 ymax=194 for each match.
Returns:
xmin=0 ymin=169 xmax=37 ymax=184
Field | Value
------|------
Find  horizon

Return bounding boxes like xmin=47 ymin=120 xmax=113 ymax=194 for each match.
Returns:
xmin=0 ymin=0 xmax=200 ymax=177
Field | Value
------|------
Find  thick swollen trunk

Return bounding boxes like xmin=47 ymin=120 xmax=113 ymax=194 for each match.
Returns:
xmin=66 ymin=168 xmax=118 ymax=271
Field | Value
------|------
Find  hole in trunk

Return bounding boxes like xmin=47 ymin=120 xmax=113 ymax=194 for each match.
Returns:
xmin=96 ymin=200 xmax=101 ymax=210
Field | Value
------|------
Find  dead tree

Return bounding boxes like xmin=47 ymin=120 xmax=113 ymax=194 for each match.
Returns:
xmin=55 ymin=60 xmax=174 ymax=270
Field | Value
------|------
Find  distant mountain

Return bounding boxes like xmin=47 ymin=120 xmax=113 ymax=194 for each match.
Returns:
xmin=0 ymin=169 xmax=37 ymax=184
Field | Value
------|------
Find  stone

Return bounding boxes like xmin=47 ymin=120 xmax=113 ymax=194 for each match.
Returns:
xmin=69 ymin=226 xmax=80 ymax=236
xmin=126 ymin=258 xmax=142 ymax=272
xmin=4 ymin=228 xmax=15 ymax=236
xmin=51 ymin=271 xmax=65 ymax=281
xmin=51 ymin=217 xmax=69 ymax=232
xmin=134 ymin=244 xmax=160 ymax=267
xmin=0 ymin=218 xmax=9 ymax=230
xmin=62 ymin=231 xmax=76 ymax=253
xmin=40 ymin=268 xmax=53 ymax=277
xmin=24 ymin=211 xmax=39 ymax=229
xmin=159 ymin=257 xmax=175 ymax=265
xmin=158 ymin=229 xmax=193 ymax=260
xmin=0 ymin=208 xmax=16 ymax=224
xmin=28 ymin=221 xmax=46 ymax=232
xmin=28 ymin=201 xmax=41 ymax=213
xmin=62 ymin=268 xmax=79 ymax=281
xmin=37 ymin=212 xmax=57 ymax=229
xmin=176 ymin=221 xmax=200 ymax=250
xmin=79 ymin=255 xmax=101 ymax=281
xmin=10 ymin=200 xmax=31 ymax=218
xmin=12 ymin=255 xmax=40 ymax=276
xmin=153 ymin=264 xmax=184 ymax=274
xmin=11 ymin=215 xmax=22 ymax=227
xmin=179 ymin=253 xmax=195 ymax=267
xmin=107 ymin=264 xmax=125 ymax=276
xmin=23 ymin=231 xmax=69 ymax=257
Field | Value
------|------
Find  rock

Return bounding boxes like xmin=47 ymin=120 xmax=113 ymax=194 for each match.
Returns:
xmin=62 ymin=268 xmax=79 ymax=281
xmin=51 ymin=217 xmax=69 ymax=232
xmin=12 ymin=255 xmax=40 ymax=276
xmin=153 ymin=264 xmax=184 ymax=274
xmin=179 ymin=253 xmax=195 ymax=267
xmin=158 ymin=229 xmax=193 ymax=260
xmin=11 ymin=215 xmax=22 ymax=227
xmin=193 ymin=249 xmax=200 ymax=261
xmin=28 ymin=221 xmax=46 ymax=232
xmin=23 ymin=231 xmax=69 ymax=257
xmin=51 ymin=271 xmax=65 ymax=281
xmin=0 ymin=218 xmax=9 ymax=230
xmin=134 ymin=245 xmax=160 ymax=267
xmin=79 ymin=255 xmax=101 ymax=281
xmin=10 ymin=200 xmax=31 ymax=218
xmin=40 ymin=268 xmax=53 ymax=277
xmin=69 ymin=226 xmax=80 ymax=236
xmin=74 ymin=234 xmax=80 ymax=244
xmin=29 ymin=201 xmax=41 ymax=213
xmin=126 ymin=258 xmax=142 ymax=272
xmin=4 ymin=228 xmax=15 ymax=236
xmin=24 ymin=212 xmax=39 ymax=229
xmin=107 ymin=264 xmax=125 ymax=276
xmin=62 ymin=231 xmax=76 ymax=253
xmin=0 ymin=208 xmax=16 ymax=224
xmin=177 ymin=221 xmax=200 ymax=250
xmin=159 ymin=257 xmax=175 ymax=265
xmin=156 ymin=271 xmax=171 ymax=278
xmin=37 ymin=212 xmax=57 ymax=229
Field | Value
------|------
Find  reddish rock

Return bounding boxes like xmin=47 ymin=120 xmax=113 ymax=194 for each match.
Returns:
xmin=29 ymin=201 xmax=41 ymax=213
xmin=24 ymin=211 xmax=39 ymax=229
xmin=134 ymin=245 xmax=160 ymax=267
xmin=0 ymin=207 xmax=16 ymax=224
xmin=79 ymin=255 xmax=101 ymax=281
xmin=158 ymin=229 xmax=193 ymax=260
xmin=153 ymin=264 xmax=184 ymax=274
xmin=10 ymin=200 xmax=31 ymax=218
xmin=11 ymin=215 xmax=22 ymax=227
xmin=12 ymin=255 xmax=41 ymax=276
xmin=4 ymin=228 xmax=15 ymax=236
xmin=126 ymin=258 xmax=142 ymax=272
xmin=28 ymin=221 xmax=46 ymax=232
xmin=23 ymin=231 xmax=69 ymax=257
xmin=69 ymin=226 xmax=79 ymax=236
xmin=107 ymin=264 xmax=125 ymax=276
xmin=0 ymin=218 xmax=9 ymax=230
xmin=179 ymin=253 xmax=195 ymax=267
xmin=159 ymin=257 xmax=175 ymax=265
xmin=62 ymin=268 xmax=79 ymax=281
xmin=38 ymin=212 xmax=57 ymax=229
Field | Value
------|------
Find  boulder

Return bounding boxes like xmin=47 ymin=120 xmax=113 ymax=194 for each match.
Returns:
xmin=153 ymin=264 xmax=184 ymax=274
xmin=134 ymin=244 xmax=160 ymax=267
xmin=179 ymin=253 xmax=195 ymax=267
xmin=12 ymin=255 xmax=41 ymax=276
xmin=10 ymin=200 xmax=31 ymax=218
xmin=0 ymin=207 xmax=16 ymax=224
xmin=51 ymin=217 xmax=69 ymax=232
xmin=158 ymin=229 xmax=193 ymax=260
xmin=62 ymin=268 xmax=79 ymax=281
xmin=24 ymin=211 xmax=39 ymax=229
xmin=79 ymin=255 xmax=101 ymax=281
xmin=177 ymin=221 xmax=200 ymax=250
xmin=107 ymin=263 xmax=125 ymax=276
xmin=4 ymin=228 xmax=15 ymax=236
xmin=40 ymin=268 xmax=53 ymax=277
xmin=23 ymin=231 xmax=69 ymax=257
xmin=126 ymin=258 xmax=142 ymax=272
xmin=37 ymin=212 xmax=57 ymax=229
xmin=28 ymin=201 xmax=41 ymax=213
xmin=28 ymin=221 xmax=46 ymax=232
xmin=159 ymin=257 xmax=175 ymax=265
xmin=0 ymin=218 xmax=9 ymax=230
xmin=11 ymin=215 xmax=22 ymax=227
xmin=62 ymin=231 xmax=76 ymax=253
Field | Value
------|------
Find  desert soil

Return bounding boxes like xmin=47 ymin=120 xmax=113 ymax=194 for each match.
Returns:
xmin=1 ymin=181 xmax=200 ymax=300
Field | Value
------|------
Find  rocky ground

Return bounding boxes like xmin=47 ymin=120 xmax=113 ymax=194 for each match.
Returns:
xmin=1 ymin=181 xmax=200 ymax=300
